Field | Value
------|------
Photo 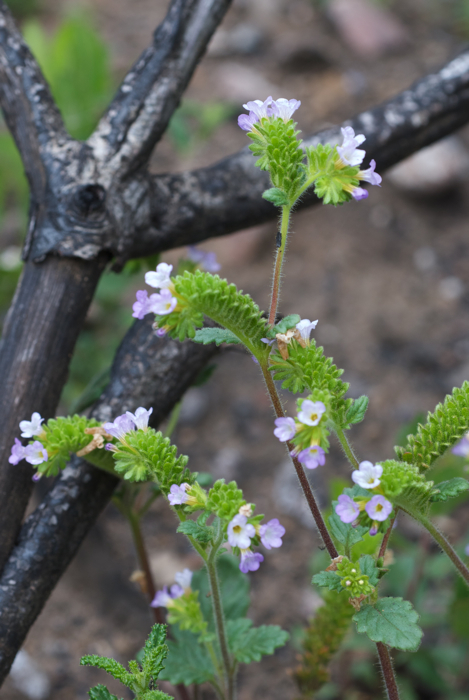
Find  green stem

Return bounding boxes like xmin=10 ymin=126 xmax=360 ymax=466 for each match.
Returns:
xmin=417 ymin=513 xmax=469 ymax=587
xmin=335 ymin=427 xmax=359 ymax=470
xmin=260 ymin=361 xmax=338 ymax=558
xmin=164 ymin=400 xmax=182 ymax=438
xmin=268 ymin=205 xmax=291 ymax=326
xmin=376 ymin=642 xmax=400 ymax=700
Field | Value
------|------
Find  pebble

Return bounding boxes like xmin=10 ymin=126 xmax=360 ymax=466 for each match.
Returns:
xmin=9 ymin=650 xmax=51 ymax=700
xmin=327 ymin=0 xmax=409 ymax=58
xmin=386 ymin=137 xmax=469 ymax=196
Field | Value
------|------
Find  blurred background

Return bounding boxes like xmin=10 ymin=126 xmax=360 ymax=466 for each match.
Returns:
xmin=2 ymin=0 xmax=469 ymax=698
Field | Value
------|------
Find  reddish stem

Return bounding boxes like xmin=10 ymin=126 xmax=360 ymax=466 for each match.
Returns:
xmin=376 ymin=642 xmax=400 ymax=700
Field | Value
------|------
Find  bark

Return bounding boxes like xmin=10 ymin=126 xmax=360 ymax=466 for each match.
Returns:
xmin=0 ymin=314 xmax=218 ymax=684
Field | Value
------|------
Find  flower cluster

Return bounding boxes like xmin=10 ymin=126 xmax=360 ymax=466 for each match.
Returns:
xmin=132 ymin=263 xmax=178 ymax=324
xmin=104 ymin=406 xmax=153 ymax=451
xmin=335 ymin=461 xmax=393 ymax=536
xmin=227 ymin=511 xmax=285 ymax=573
xmin=335 ymin=127 xmax=382 ymax=201
xmin=238 ymin=96 xmax=301 ymax=132
xmin=273 ymin=317 xmax=318 ymax=360
xmin=9 ymin=412 xmax=48 ymax=472
xmin=274 ymin=397 xmax=328 ymax=470
xmin=187 ymin=246 xmax=221 ymax=273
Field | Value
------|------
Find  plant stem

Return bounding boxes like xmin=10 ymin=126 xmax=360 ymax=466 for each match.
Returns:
xmin=378 ymin=512 xmax=398 ymax=560
xmin=260 ymin=362 xmax=338 ymax=558
xmin=417 ymin=513 xmax=469 ymax=587
xmin=334 ymin=427 xmax=359 ymax=470
xmin=206 ymin=532 xmax=234 ymax=700
xmin=268 ymin=205 xmax=291 ymax=326
xmin=376 ymin=642 xmax=400 ymax=700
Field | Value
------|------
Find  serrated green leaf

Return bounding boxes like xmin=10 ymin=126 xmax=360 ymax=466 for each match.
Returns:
xmin=193 ymin=328 xmax=242 ymax=346
xmin=177 ymin=520 xmax=214 ymax=544
xmin=142 ymin=624 xmax=168 ymax=681
xmin=353 ymin=597 xmax=423 ymax=651
xmin=227 ymin=619 xmax=289 ymax=663
xmin=80 ymin=656 xmax=134 ymax=688
xmin=262 ymin=187 xmax=290 ymax=207
xmin=159 ymin=628 xmax=215 ymax=685
xmin=346 ymin=395 xmax=369 ymax=425
xmin=328 ymin=513 xmax=367 ymax=549
xmin=312 ymin=571 xmax=343 ymax=592
xmin=358 ymin=555 xmax=380 ymax=586
xmin=141 ymin=691 xmax=174 ymax=700
xmin=88 ymin=685 xmax=121 ymax=700
xmin=430 ymin=477 xmax=469 ymax=502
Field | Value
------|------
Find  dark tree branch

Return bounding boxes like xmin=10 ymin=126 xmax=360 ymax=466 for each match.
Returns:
xmin=0 ymin=314 xmax=218 ymax=684
xmin=89 ymin=0 xmax=232 ymax=175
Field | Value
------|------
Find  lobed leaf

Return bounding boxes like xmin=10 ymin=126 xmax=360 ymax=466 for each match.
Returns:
xmin=159 ymin=628 xmax=215 ymax=686
xmin=177 ymin=520 xmax=214 ymax=544
xmin=328 ymin=513 xmax=367 ymax=549
xmin=353 ymin=597 xmax=423 ymax=651
xmin=346 ymin=395 xmax=369 ymax=426
xmin=88 ymin=685 xmax=121 ymax=700
xmin=193 ymin=328 xmax=242 ymax=346
xmin=312 ymin=571 xmax=343 ymax=592
xmin=226 ymin=619 xmax=289 ymax=663
xmin=430 ymin=477 xmax=469 ymax=502
xmin=80 ymin=656 xmax=134 ymax=688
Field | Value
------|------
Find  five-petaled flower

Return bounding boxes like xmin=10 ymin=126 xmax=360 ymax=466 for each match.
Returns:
xmin=365 ymin=495 xmax=393 ymax=522
xmin=103 ymin=414 xmax=135 ymax=441
xmin=168 ymin=483 xmax=190 ymax=506
xmin=274 ymin=416 xmax=296 ymax=442
xmin=145 ymin=262 xmax=173 ymax=290
xmin=297 ymin=445 xmax=326 ymax=470
xmin=351 ymin=461 xmax=383 ymax=489
xmin=19 ymin=412 xmax=44 ymax=438
xmin=239 ymin=549 xmax=264 ymax=573
xmin=227 ymin=514 xmax=255 ymax=549
xmin=148 ymin=288 xmax=177 ymax=316
xmin=259 ymin=519 xmax=285 ymax=549
xmin=336 ymin=126 xmax=366 ymax=167
xmin=24 ymin=441 xmax=48 ymax=466
xmin=335 ymin=494 xmax=360 ymax=524
xmin=297 ymin=400 xmax=326 ymax=427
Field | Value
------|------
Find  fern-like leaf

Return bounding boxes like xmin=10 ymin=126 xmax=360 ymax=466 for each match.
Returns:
xmin=394 ymin=382 xmax=469 ymax=471
xmin=80 ymin=656 xmax=134 ymax=688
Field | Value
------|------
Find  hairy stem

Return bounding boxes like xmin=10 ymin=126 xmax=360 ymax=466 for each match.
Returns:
xmin=260 ymin=362 xmax=338 ymax=558
xmin=376 ymin=642 xmax=400 ymax=700
xmin=378 ymin=512 xmax=398 ymax=560
xmin=334 ymin=427 xmax=359 ymax=470
xmin=268 ymin=206 xmax=291 ymax=326
xmin=417 ymin=513 xmax=469 ymax=587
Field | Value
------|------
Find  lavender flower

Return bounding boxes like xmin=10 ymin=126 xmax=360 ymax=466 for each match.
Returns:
xmin=168 ymin=483 xmax=190 ymax=505
xmin=351 ymin=461 xmax=383 ymax=489
xmin=271 ymin=98 xmax=301 ymax=121
xmin=19 ymin=412 xmax=44 ymax=438
xmin=148 ymin=289 xmax=177 ymax=316
xmin=465 ymin=543 xmax=469 ymax=557
xmin=126 ymin=406 xmax=153 ymax=430
xmin=24 ymin=441 xmax=48 ymax=466
xmin=335 ymin=494 xmax=360 ymax=524
xmin=336 ymin=126 xmax=366 ymax=167
xmin=150 ymin=584 xmax=184 ymax=608
xmin=239 ymin=549 xmax=264 ymax=573
xmin=452 ymin=435 xmax=469 ymax=458
xmin=369 ymin=523 xmax=379 ymax=536
xmin=242 ymin=96 xmax=274 ymax=120
xmin=259 ymin=518 xmax=285 ymax=549
xmin=103 ymin=414 xmax=135 ymax=441
xmin=187 ymin=246 xmax=221 ymax=273
xmin=295 ymin=319 xmax=318 ymax=345
xmin=351 ymin=187 xmax=369 ymax=201
xmin=227 ymin=514 xmax=255 ymax=549
xmin=365 ymin=495 xmax=393 ymax=522
xmin=9 ymin=438 xmax=26 ymax=465
xmin=132 ymin=290 xmax=152 ymax=320
xmin=32 ymin=472 xmax=42 ymax=482
xmin=145 ymin=262 xmax=173 ymax=289
xmin=274 ymin=416 xmax=296 ymax=442
xmin=174 ymin=568 xmax=193 ymax=590
xmin=238 ymin=111 xmax=259 ymax=132
xmin=297 ymin=400 xmax=326 ymax=427
xmin=297 ymin=445 xmax=326 ymax=470
xmin=359 ymin=159 xmax=382 ymax=186
xmin=155 ymin=327 xmax=167 ymax=337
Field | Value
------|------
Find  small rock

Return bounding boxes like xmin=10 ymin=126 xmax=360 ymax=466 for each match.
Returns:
xmin=208 ymin=23 xmax=264 ymax=57
xmin=9 ymin=650 xmax=51 ymax=700
xmin=327 ymin=0 xmax=409 ymax=58
xmin=386 ymin=137 xmax=469 ymax=196
xmin=216 ymin=62 xmax=280 ymax=102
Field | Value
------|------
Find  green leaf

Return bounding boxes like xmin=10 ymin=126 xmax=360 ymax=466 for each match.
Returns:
xmin=353 ymin=597 xmax=423 ymax=651
xmin=80 ymin=656 xmax=134 ymax=688
xmin=346 ymin=396 xmax=369 ymax=425
xmin=177 ymin=520 xmax=214 ymax=544
xmin=271 ymin=314 xmax=301 ymax=336
xmin=227 ymin=619 xmax=289 ymax=663
xmin=358 ymin=555 xmax=380 ymax=586
xmin=312 ymin=571 xmax=343 ymax=592
xmin=262 ymin=187 xmax=290 ymax=207
xmin=159 ymin=628 xmax=215 ymax=685
xmin=430 ymin=477 xmax=469 ymax=502
xmin=141 ymin=692 xmax=174 ymax=700
xmin=193 ymin=328 xmax=242 ymax=346
xmin=328 ymin=513 xmax=367 ymax=549
xmin=142 ymin=624 xmax=168 ymax=681
xmin=88 ymin=685 xmax=121 ymax=700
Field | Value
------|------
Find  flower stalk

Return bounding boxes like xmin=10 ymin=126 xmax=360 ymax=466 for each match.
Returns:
xmin=268 ymin=205 xmax=291 ymax=326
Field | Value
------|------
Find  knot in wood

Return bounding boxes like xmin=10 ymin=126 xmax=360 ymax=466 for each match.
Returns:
xmin=73 ymin=184 xmax=106 ymax=217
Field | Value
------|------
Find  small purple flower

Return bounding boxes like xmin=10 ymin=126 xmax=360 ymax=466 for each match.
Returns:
xmin=271 ymin=98 xmax=301 ymax=121
xmin=298 ymin=445 xmax=326 ymax=470
xmin=297 ymin=400 xmax=326 ymax=427
xmin=369 ymin=523 xmax=379 ymax=536
xmin=155 ymin=327 xmax=167 ymax=337
xmin=126 ymin=406 xmax=153 ymax=430
xmin=103 ymin=414 xmax=135 ymax=441
xmin=239 ymin=549 xmax=264 ymax=573
xmin=242 ymin=97 xmax=274 ymax=121
xmin=150 ymin=583 xmax=184 ymax=608
xmin=187 ymin=246 xmax=221 ymax=273
xmin=24 ymin=441 xmax=48 ymax=466
xmin=337 ymin=126 xmax=366 ymax=167
xmin=259 ymin=518 xmax=285 ymax=549
xmin=295 ymin=319 xmax=318 ymax=344
xmin=238 ymin=111 xmax=259 ymax=132
xmin=174 ymin=568 xmax=193 ymax=590
xmin=168 ymin=483 xmax=190 ymax=506
xmin=19 ymin=412 xmax=44 ymax=438
xmin=261 ymin=337 xmax=275 ymax=346
xmin=352 ymin=461 xmax=383 ymax=489
xmin=9 ymin=438 xmax=26 ymax=465
xmin=145 ymin=262 xmax=173 ymax=289
xmin=132 ymin=290 xmax=152 ymax=319
xmin=365 ymin=495 xmax=393 ymax=522
xmin=359 ymin=159 xmax=382 ymax=186
xmin=351 ymin=187 xmax=369 ymax=201
xmin=228 ymin=514 xmax=255 ymax=549
xmin=465 ymin=543 xmax=469 ymax=557
xmin=274 ymin=417 xmax=296 ymax=442
xmin=452 ymin=435 xmax=469 ymax=458
xmin=335 ymin=494 xmax=360 ymax=524
xmin=148 ymin=288 xmax=177 ymax=316
xmin=32 ymin=472 xmax=42 ymax=482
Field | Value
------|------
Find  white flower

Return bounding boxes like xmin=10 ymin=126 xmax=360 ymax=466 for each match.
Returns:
xmin=24 ymin=441 xmax=48 ymax=466
xmin=297 ymin=400 xmax=326 ymax=426
xmin=295 ymin=319 xmax=318 ymax=346
xmin=126 ymin=406 xmax=153 ymax=430
xmin=227 ymin=514 xmax=255 ymax=549
xmin=337 ymin=126 xmax=366 ymax=167
xmin=19 ymin=412 xmax=44 ymax=438
xmin=351 ymin=461 xmax=383 ymax=489
xmin=148 ymin=289 xmax=177 ymax=316
xmin=145 ymin=262 xmax=173 ymax=289
xmin=174 ymin=568 xmax=193 ymax=590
